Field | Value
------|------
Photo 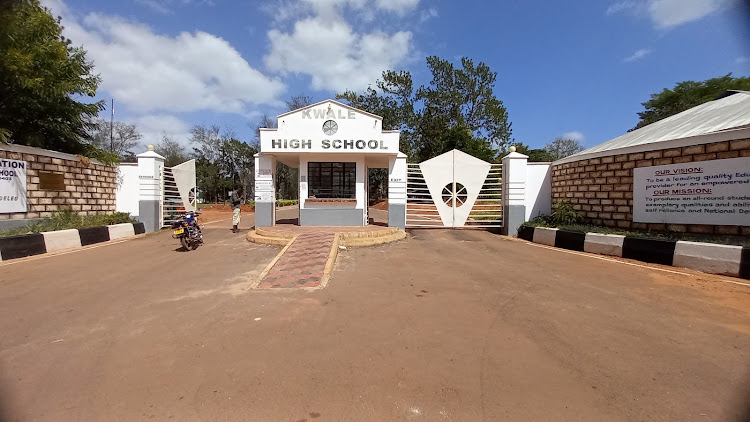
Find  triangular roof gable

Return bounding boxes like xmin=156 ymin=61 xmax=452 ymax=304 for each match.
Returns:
xmin=277 ymin=99 xmax=383 ymax=120
xmin=420 ymin=148 xmax=492 ymax=166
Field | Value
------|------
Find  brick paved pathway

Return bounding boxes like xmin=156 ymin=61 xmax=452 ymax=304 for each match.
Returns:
xmin=257 ymin=232 xmax=336 ymax=289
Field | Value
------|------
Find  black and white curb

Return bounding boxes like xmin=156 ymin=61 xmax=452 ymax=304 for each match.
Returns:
xmin=0 ymin=222 xmax=146 ymax=262
xmin=517 ymin=226 xmax=750 ymax=280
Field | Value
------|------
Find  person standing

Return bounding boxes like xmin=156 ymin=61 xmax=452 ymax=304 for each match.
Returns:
xmin=230 ymin=187 xmax=243 ymax=233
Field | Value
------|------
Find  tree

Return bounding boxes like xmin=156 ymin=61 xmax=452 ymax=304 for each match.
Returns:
xmin=190 ymin=124 xmax=222 ymax=162
xmin=544 ymin=137 xmax=585 ymax=161
xmin=285 ymin=94 xmax=313 ymax=112
xmin=251 ymin=95 xmax=312 ymax=200
xmin=0 ymin=0 xmax=104 ymax=152
xmin=87 ymin=119 xmax=142 ymax=159
xmin=634 ymin=74 xmax=750 ymax=130
xmin=418 ymin=57 xmax=512 ymax=151
xmin=337 ymin=56 xmax=512 ymax=162
xmin=218 ymin=137 xmax=256 ymax=197
xmin=188 ymin=124 xmax=258 ymax=203
xmin=154 ymin=135 xmax=187 ymax=167
xmin=498 ymin=142 xmax=556 ymax=162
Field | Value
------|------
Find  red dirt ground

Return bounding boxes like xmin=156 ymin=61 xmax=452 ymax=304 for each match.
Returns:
xmin=200 ymin=203 xmax=255 ymax=212
xmin=370 ymin=200 xmax=388 ymax=210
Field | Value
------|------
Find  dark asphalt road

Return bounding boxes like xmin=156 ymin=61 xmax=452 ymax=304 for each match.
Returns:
xmin=0 ymin=209 xmax=748 ymax=421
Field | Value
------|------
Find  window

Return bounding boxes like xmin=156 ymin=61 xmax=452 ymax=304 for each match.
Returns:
xmin=308 ymin=162 xmax=356 ymax=198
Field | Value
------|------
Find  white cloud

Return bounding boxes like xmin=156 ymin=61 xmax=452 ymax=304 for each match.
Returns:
xmin=606 ymin=0 xmax=734 ymax=28
xmin=648 ymin=0 xmax=733 ymax=28
xmin=419 ymin=7 xmax=438 ymax=23
xmin=135 ymin=0 xmax=173 ymax=15
xmin=135 ymin=0 xmax=216 ymax=15
xmin=623 ymin=48 xmax=651 ymax=62
xmin=561 ymin=131 xmax=585 ymax=142
xmin=42 ymin=0 xmax=285 ymax=116
xmin=264 ymin=1 xmax=415 ymax=92
xmin=375 ymin=0 xmax=420 ymax=13
xmin=738 ymin=57 xmax=749 ymax=63
xmin=606 ymin=1 xmax=636 ymax=15
xmin=131 ymin=114 xmax=192 ymax=146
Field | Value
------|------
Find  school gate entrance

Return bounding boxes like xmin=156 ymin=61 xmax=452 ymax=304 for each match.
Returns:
xmin=406 ymin=149 xmax=503 ymax=228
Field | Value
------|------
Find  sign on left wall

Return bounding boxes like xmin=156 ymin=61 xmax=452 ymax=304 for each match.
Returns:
xmin=0 ymin=158 xmax=27 ymax=213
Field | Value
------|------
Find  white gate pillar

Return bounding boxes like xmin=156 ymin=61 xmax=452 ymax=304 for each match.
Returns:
xmin=501 ymin=147 xmax=528 ymax=236
xmin=137 ymin=145 xmax=165 ymax=233
xmin=388 ymin=153 xmax=407 ymax=229
xmin=254 ymin=153 xmax=276 ymax=227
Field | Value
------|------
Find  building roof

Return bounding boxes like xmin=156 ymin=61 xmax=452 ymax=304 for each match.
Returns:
xmin=275 ymin=99 xmax=383 ymax=120
xmin=555 ymin=90 xmax=750 ymax=164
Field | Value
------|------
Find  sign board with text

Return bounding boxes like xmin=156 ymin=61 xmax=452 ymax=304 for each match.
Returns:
xmin=633 ymin=157 xmax=750 ymax=226
xmin=259 ymin=100 xmax=400 ymax=154
xmin=0 ymin=159 xmax=27 ymax=213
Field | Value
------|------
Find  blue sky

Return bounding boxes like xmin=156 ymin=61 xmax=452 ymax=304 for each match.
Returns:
xmin=42 ymin=0 xmax=749 ymax=152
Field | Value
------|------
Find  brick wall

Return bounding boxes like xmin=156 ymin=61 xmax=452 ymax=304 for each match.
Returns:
xmin=551 ymin=139 xmax=750 ymax=236
xmin=0 ymin=145 xmax=117 ymax=221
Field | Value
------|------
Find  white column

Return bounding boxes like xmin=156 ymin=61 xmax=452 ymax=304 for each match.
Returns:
xmin=388 ymin=153 xmax=407 ymax=229
xmin=501 ymin=148 xmax=528 ymax=236
xmin=254 ymin=153 xmax=276 ymax=227
xmin=136 ymin=146 xmax=165 ymax=232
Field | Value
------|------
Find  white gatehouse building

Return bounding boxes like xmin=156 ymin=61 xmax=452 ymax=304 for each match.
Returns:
xmin=255 ymin=100 xmax=408 ymax=229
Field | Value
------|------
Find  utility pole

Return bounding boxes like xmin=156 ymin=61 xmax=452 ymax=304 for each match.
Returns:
xmin=110 ymin=99 xmax=114 ymax=153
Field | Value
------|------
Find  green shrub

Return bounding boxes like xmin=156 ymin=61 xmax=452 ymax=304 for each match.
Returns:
xmin=524 ymin=200 xmax=582 ymax=227
xmin=0 ymin=209 xmax=136 ymax=238
xmin=550 ymin=200 xmax=583 ymax=226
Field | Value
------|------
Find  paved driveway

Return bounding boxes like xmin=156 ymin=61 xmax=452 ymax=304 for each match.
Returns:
xmin=0 ymin=211 xmax=748 ymax=421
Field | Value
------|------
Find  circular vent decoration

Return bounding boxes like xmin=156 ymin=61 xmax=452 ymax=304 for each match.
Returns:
xmin=442 ymin=183 xmax=467 ymax=207
xmin=322 ymin=120 xmax=338 ymax=136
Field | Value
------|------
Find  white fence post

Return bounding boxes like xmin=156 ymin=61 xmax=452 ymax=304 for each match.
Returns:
xmin=502 ymin=147 xmax=528 ymax=236
xmin=137 ymin=145 xmax=165 ymax=233
xmin=254 ymin=153 xmax=276 ymax=227
xmin=388 ymin=153 xmax=407 ymax=229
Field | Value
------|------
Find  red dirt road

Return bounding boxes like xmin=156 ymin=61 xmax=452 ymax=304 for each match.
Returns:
xmin=1 ymin=207 xmax=749 ymax=421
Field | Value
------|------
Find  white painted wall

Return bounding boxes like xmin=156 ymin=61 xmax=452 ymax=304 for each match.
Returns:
xmin=525 ymin=163 xmax=552 ymax=221
xmin=388 ymin=154 xmax=407 ymax=206
xmin=259 ymin=100 xmax=400 ymax=154
xmin=116 ymin=164 xmax=139 ymax=217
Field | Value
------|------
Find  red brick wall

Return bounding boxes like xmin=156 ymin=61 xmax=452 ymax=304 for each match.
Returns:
xmin=551 ymin=139 xmax=750 ymax=236
xmin=0 ymin=147 xmax=117 ymax=221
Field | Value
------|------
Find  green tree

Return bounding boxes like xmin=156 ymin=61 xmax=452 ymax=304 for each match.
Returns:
xmin=219 ymin=138 xmax=256 ymax=197
xmin=498 ymin=142 xmax=556 ymax=162
xmin=418 ymin=57 xmax=512 ymax=151
xmin=634 ymin=74 xmax=750 ymax=130
xmin=544 ymin=137 xmax=585 ymax=161
xmin=154 ymin=135 xmax=187 ymax=167
xmin=87 ymin=119 xmax=142 ymax=159
xmin=338 ymin=56 xmax=512 ymax=162
xmin=338 ymin=70 xmax=417 ymax=156
xmin=0 ymin=0 xmax=103 ymax=152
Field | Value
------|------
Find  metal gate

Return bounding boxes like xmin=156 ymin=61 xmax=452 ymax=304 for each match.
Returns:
xmin=406 ymin=149 xmax=502 ymax=228
xmin=161 ymin=159 xmax=198 ymax=228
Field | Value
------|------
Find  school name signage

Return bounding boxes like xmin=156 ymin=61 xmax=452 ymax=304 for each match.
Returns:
xmin=270 ymin=138 xmax=389 ymax=151
xmin=633 ymin=157 xmax=750 ymax=226
xmin=0 ymin=158 xmax=27 ymax=213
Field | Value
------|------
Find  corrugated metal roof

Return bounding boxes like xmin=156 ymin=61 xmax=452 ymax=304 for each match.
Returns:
xmin=560 ymin=91 xmax=750 ymax=162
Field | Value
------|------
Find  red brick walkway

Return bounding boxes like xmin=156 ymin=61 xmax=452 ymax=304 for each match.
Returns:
xmin=257 ymin=232 xmax=336 ymax=289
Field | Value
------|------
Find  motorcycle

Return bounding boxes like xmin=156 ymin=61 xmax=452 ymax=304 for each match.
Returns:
xmin=171 ymin=210 xmax=203 ymax=250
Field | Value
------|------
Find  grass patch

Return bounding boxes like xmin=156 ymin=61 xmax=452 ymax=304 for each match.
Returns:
xmin=0 ymin=210 xmax=136 ymax=238
xmin=276 ymin=199 xmax=299 ymax=207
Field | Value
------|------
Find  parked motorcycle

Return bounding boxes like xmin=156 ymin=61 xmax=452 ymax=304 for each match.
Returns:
xmin=171 ymin=210 xmax=203 ymax=250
